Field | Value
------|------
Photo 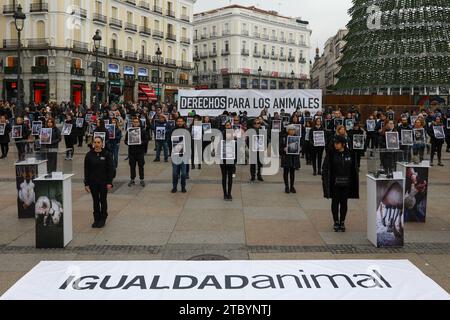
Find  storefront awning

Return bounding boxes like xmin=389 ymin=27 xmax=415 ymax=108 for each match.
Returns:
xmin=139 ymin=84 xmax=157 ymax=101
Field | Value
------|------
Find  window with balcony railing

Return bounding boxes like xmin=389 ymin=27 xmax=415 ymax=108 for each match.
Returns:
xmin=241 ymin=49 xmax=249 ymax=56
xmin=152 ymin=30 xmax=164 ymax=38
xmin=30 ymin=2 xmax=48 ymax=13
xmin=242 ymin=30 xmax=249 ymax=36
xmin=180 ymin=37 xmax=190 ymax=44
xmin=166 ymin=10 xmax=175 ymax=18
xmin=166 ymin=33 xmax=176 ymax=41
xmin=139 ymin=1 xmax=150 ymax=10
xmin=140 ymin=54 xmax=151 ymax=62
xmin=221 ymin=49 xmax=230 ymax=56
xmin=154 ymin=6 xmax=162 ymax=14
xmin=109 ymin=18 xmax=123 ymax=28
xmin=253 ymin=51 xmax=261 ymax=58
xmin=72 ymin=40 xmax=89 ymax=52
xmin=3 ymin=39 xmax=19 ymax=49
xmin=125 ymin=51 xmax=138 ymax=60
xmin=181 ymin=15 xmax=190 ymax=22
xmin=71 ymin=67 xmax=85 ymax=76
xmin=125 ymin=22 xmax=137 ymax=32
xmin=3 ymin=5 xmax=15 ymax=14
xmin=109 ymin=48 xmax=123 ymax=57
xmin=28 ymin=38 xmax=50 ymax=48
xmin=93 ymin=13 xmax=107 ymax=24
xmin=71 ymin=7 xmax=87 ymax=19
xmin=140 ymin=26 xmax=151 ymax=35
xmin=165 ymin=58 xmax=176 ymax=66
xmin=125 ymin=0 xmax=136 ymax=5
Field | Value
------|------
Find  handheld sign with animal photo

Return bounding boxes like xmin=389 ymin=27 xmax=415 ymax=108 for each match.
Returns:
xmin=252 ymin=135 xmax=265 ymax=152
xmin=334 ymin=118 xmax=344 ymax=128
xmin=105 ymin=124 xmax=116 ymax=140
xmin=155 ymin=127 xmax=166 ymax=141
xmin=413 ymin=128 xmax=426 ymax=144
xmin=345 ymin=119 xmax=354 ymax=131
xmin=353 ymin=134 xmax=365 ymax=150
xmin=32 ymin=121 xmax=43 ymax=136
xmin=0 ymin=123 xmax=5 ymax=136
xmin=401 ymin=130 xmax=414 ymax=146
xmin=387 ymin=112 xmax=395 ymax=121
xmin=287 ymin=136 xmax=301 ymax=155
xmin=128 ymin=127 xmax=142 ymax=146
xmin=366 ymin=120 xmax=376 ymax=132
xmin=61 ymin=123 xmax=73 ymax=136
xmin=202 ymin=123 xmax=212 ymax=134
xmin=313 ymin=131 xmax=326 ymax=147
xmin=75 ymin=118 xmax=84 ymax=128
xmin=433 ymin=126 xmax=445 ymax=140
xmin=447 ymin=118 xmax=450 ymax=130
xmin=39 ymin=128 xmax=52 ymax=145
xmin=386 ymin=132 xmax=400 ymax=150
xmin=12 ymin=126 xmax=23 ymax=139
xmin=186 ymin=117 xmax=194 ymax=128
xmin=192 ymin=125 xmax=203 ymax=141
xmin=171 ymin=136 xmax=185 ymax=156
xmin=94 ymin=132 xmax=106 ymax=148
xmin=293 ymin=124 xmax=302 ymax=137
xmin=325 ymin=119 xmax=332 ymax=131
xmin=305 ymin=127 xmax=311 ymax=141
xmin=272 ymin=120 xmax=282 ymax=132
xmin=221 ymin=140 xmax=236 ymax=160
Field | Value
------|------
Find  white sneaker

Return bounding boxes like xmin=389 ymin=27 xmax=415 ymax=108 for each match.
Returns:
xmin=232 ymin=174 xmax=236 ymax=178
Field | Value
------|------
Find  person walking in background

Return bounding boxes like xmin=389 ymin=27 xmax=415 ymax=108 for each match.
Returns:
xmin=154 ymin=114 xmax=171 ymax=162
xmin=322 ymin=135 xmax=359 ymax=232
xmin=84 ymin=136 xmax=114 ymax=229
xmin=13 ymin=116 xmax=31 ymax=162
xmin=0 ymin=115 xmax=12 ymax=159
xmin=125 ymin=117 xmax=148 ymax=187
xmin=63 ymin=114 xmax=76 ymax=160
xmin=280 ymin=125 xmax=301 ymax=194
xmin=428 ymin=116 xmax=445 ymax=166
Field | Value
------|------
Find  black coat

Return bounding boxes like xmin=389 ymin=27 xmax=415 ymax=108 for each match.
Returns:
xmin=0 ymin=123 xmax=12 ymax=144
xmin=84 ymin=149 xmax=114 ymax=186
xmin=280 ymin=133 xmax=301 ymax=169
xmin=125 ymin=126 xmax=149 ymax=155
xmin=322 ymin=147 xmax=359 ymax=199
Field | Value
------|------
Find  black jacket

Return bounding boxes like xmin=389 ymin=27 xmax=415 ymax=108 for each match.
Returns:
xmin=0 ymin=123 xmax=12 ymax=144
xmin=125 ymin=126 xmax=149 ymax=155
xmin=322 ymin=147 xmax=359 ymax=199
xmin=13 ymin=123 xmax=31 ymax=143
xmin=279 ymin=132 xmax=301 ymax=169
xmin=84 ymin=149 xmax=114 ymax=186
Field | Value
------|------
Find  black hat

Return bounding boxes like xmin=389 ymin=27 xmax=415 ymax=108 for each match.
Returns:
xmin=334 ymin=135 xmax=346 ymax=145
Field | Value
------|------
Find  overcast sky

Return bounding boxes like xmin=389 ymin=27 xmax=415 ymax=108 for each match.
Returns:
xmin=194 ymin=0 xmax=353 ymax=59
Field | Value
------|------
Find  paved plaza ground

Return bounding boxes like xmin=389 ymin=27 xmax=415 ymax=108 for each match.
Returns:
xmin=0 ymin=141 xmax=449 ymax=296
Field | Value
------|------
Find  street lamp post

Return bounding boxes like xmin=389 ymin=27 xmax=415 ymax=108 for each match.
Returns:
xmin=14 ymin=4 xmax=26 ymax=117
xmin=291 ymin=70 xmax=295 ymax=89
xmin=258 ymin=66 xmax=262 ymax=90
xmin=92 ymin=30 xmax=102 ymax=112
xmin=195 ymin=63 xmax=199 ymax=88
xmin=155 ymin=46 xmax=162 ymax=104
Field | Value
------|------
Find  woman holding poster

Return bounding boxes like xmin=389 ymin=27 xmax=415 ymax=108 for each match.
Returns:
xmin=107 ymin=118 xmax=122 ymax=173
xmin=42 ymin=118 xmax=61 ymax=173
xmin=220 ymin=122 xmax=236 ymax=201
xmin=309 ymin=118 xmax=325 ymax=176
xmin=0 ymin=115 xmax=12 ymax=159
xmin=13 ymin=117 xmax=31 ymax=162
xmin=280 ymin=125 xmax=301 ymax=194
xmin=428 ymin=116 xmax=445 ymax=166
xmin=63 ymin=115 xmax=75 ymax=161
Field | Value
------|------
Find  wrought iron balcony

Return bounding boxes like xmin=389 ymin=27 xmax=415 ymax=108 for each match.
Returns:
xmin=3 ymin=5 xmax=15 ymax=14
xmin=241 ymin=30 xmax=249 ymax=36
xmin=153 ymin=6 xmax=162 ymax=14
xmin=32 ymin=65 xmax=49 ymax=74
xmin=139 ymin=26 xmax=151 ymax=36
xmin=182 ymin=61 xmax=192 ymax=69
xmin=30 ymin=2 xmax=48 ymax=13
xmin=72 ymin=40 xmax=89 ymax=52
xmin=209 ymin=51 xmax=217 ymax=58
xmin=71 ymin=68 xmax=85 ymax=76
xmin=166 ymin=33 xmax=177 ymax=41
xmin=180 ymin=37 xmax=190 ymax=45
xmin=221 ymin=49 xmax=230 ymax=56
xmin=3 ymin=39 xmax=19 ymax=48
xmin=288 ymin=56 xmax=296 ymax=62
xmin=109 ymin=48 xmax=123 ymax=57
xmin=27 ymin=38 xmax=50 ymax=48
xmin=125 ymin=22 xmax=137 ymax=32
xmin=93 ymin=13 xmax=107 ymax=24
xmin=140 ymin=54 xmax=151 ymax=63
xmin=125 ymin=51 xmax=138 ymax=60
xmin=279 ymin=55 xmax=287 ymax=61
xmin=139 ymin=1 xmax=150 ymax=10
xmin=109 ymin=18 xmax=123 ymax=29
xmin=4 ymin=66 xmax=20 ymax=74
xmin=165 ymin=58 xmax=176 ymax=66
xmin=92 ymin=70 xmax=105 ymax=78
xmin=241 ymin=49 xmax=249 ymax=56
xmin=181 ymin=15 xmax=190 ymax=22
xmin=166 ymin=10 xmax=175 ymax=18
xmin=253 ymin=51 xmax=261 ymax=58
xmin=152 ymin=30 xmax=164 ymax=39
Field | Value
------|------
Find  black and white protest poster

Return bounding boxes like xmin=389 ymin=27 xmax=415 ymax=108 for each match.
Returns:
xmin=75 ymin=118 xmax=84 ymax=128
xmin=401 ymin=130 xmax=414 ymax=146
xmin=171 ymin=136 xmax=185 ymax=156
xmin=93 ymin=132 xmax=106 ymax=148
xmin=334 ymin=118 xmax=344 ymax=128
xmin=345 ymin=119 xmax=354 ymax=131
xmin=61 ymin=123 xmax=72 ymax=136
xmin=155 ymin=127 xmax=166 ymax=141
xmin=233 ymin=125 xmax=242 ymax=139
xmin=186 ymin=117 xmax=194 ymax=128
xmin=272 ymin=120 xmax=282 ymax=131
xmin=178 ymin=89 xmax=322 ymax=117
xmin=32 ymin=121 xmax=43 ymax=136
xmin=313 ymin=131 xmax=326 ymax=147
xmin=0 ymin=123 xmax=5 ymax=136
xmin=387 ymin=112 xmax=395 ymax=121
xmin=287 ymin=136 xmax=301 ymax=155
xmin=192 ymin=125 xmax=203 ymax=141
xmin=353 ymin=134 xmax=365 ymax=150
xmin=433 ymin=126 xmax=445 ymax=139
xmin=106 ymin=124 xmax=116 ymax=140
xmin=413 ymin=128 xmax=426 ymax=144
xmin=386 ymin=132 xmax=400 ymax=150
xmin=221 ymin=140 xmax=236 ymax=160
xmin=293 ymin=124 xmax=302 ymax=137
xmin=39 ymin=128 xmax=52 ymax=145
xmin=366 ymin=120 xmax=376 ymax=132
xmin=305 ymin=127 xmax=311 ymax=141
xmin=447 ymin=118 xmax=450 ymax=130
xmin=128 ymin=127 xmax=142 ymax=146
xmin=12 ymin=126 xmax=23 ymax=139
xmin=252 ymin=135 xmax=265 ymax=152
xmin=202 ymin=123 xmax=212 ymax=134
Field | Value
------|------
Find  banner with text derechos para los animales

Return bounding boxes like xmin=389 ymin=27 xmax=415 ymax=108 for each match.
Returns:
xmin=178 ymin=89 xmax=323 ymax=117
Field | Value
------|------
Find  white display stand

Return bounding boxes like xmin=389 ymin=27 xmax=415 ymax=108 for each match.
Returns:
xmin=397 ymin=161 xmax=430 ymax=223
xmin=14 ymin=159 xmax=48 ymax=219
xmin=367 ymin=174 xmax=405 ymax=248
xmin=34 ymin=174 xmax=74 ymax=248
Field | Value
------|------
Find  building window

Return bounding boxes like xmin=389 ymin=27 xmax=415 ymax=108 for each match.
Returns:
xmin=241 ymin=78 xmax=248 ymax=89
xmin=34 ymin=56 xmax=48 ymax=67
xmin=72 ymin=58 xmax=82 ymax=69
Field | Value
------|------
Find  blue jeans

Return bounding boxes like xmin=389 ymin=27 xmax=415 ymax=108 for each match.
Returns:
xmin=156 ymin=141 xmax=168 ymax=161
xmin=172 ymin=162 xmax=187 ymax=190
xmin=110 ymin=143 xmax=119 ymax=169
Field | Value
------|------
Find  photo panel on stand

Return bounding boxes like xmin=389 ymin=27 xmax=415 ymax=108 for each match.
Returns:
xmin=405 ymin=167 xmax=428 ymax=223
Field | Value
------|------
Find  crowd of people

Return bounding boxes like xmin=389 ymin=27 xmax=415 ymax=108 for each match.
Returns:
xmin=1 ymin=100 xmax=449 ymax=231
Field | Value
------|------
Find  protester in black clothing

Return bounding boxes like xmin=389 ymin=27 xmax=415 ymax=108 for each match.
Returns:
xmin=42 ymin=118 xmax=61 ymax=173
xmin=428 ymin=116 xmax=445 ymax=166
xmin=13 ymin=117 xmax=31 ymax=162
xmin=309 ymin=118 xmax=325 ymax=176
xmin=84 ymin=136 xmax=114 ymax=228
xmin=93 ymin=118 xmax=110 ymax=151
xmin=125 ymin=117 xmax=149 ymax=187
xmin=63 ymin=115 xmax=76 ymax=160
xmin=397 ymin=116 xmax=413 ymax=163
xmin=280 ymin=125 xmax=301 ymax=194
xmin=73 ymin=111 xmax=86 ymax=147
xmin=348 ymin=122 xmax=365 ymax=169
xmin=220 ymin=122 xmax=236 ymax=201
xmin=0 ymin=115 xmax=12 ymax=159
xmin=322 ymin=135 xmax=359 ymax=232
xmin=248 ymin=119 xmax=264 ymax=182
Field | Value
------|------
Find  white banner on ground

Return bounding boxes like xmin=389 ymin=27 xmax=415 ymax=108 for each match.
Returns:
xmin=1 ymin=260 xmax=449 ymax=300
xmin=178 ymin=89 xmax=323 ymax=117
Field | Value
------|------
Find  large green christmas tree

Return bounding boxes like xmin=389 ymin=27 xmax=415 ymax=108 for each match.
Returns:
xmin=336 ymin=0 xmax=450 ymax=94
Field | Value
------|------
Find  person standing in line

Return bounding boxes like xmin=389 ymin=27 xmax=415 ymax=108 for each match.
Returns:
xmin=322 ymin=135 xmax=359 ymax=232
xmin=153 ymin=114 xmax=171 ymax=162
xmin=73 ymin=111 xmax=86 ymax=147
xmin=107 ymin=117 xmax=123 ymax=176
xmin=428 ymin=116 xmax=445 ymax=166
xmin=84 ymin=136 xmax=114 ymax=228
xmin=348 ymin=122 xmax=366 ymax=170
xmin=13 ymin=116 xmax=31 ymax=162
xmin=280 ymin=125 xmax=301 ymax=194
xmin=171 ymin=117 xmax=188 ymax=194
xmin=63 ymin=114 xmax=76 ymax=160
xmin=412 ymin=118 xmax=426 ymax=164
xmin=220 ymin=121 xmax=237 ymax=201
xmin=309 ymin=118 xmax=325 ymax=176
xmin=44 ymin=118 xmax=61 ymax=173
xmin=0 ymin=115 xmax=12 ymax=159
xmin=397 ymin=116 xmax=413 ymax=163
xmin=125 ymin=117 xmax=148 ymax=187
xmin=248 ymin=119 xmax=264 ymax=182
xmin=93 ymin=118 xmax=110 ymax=151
